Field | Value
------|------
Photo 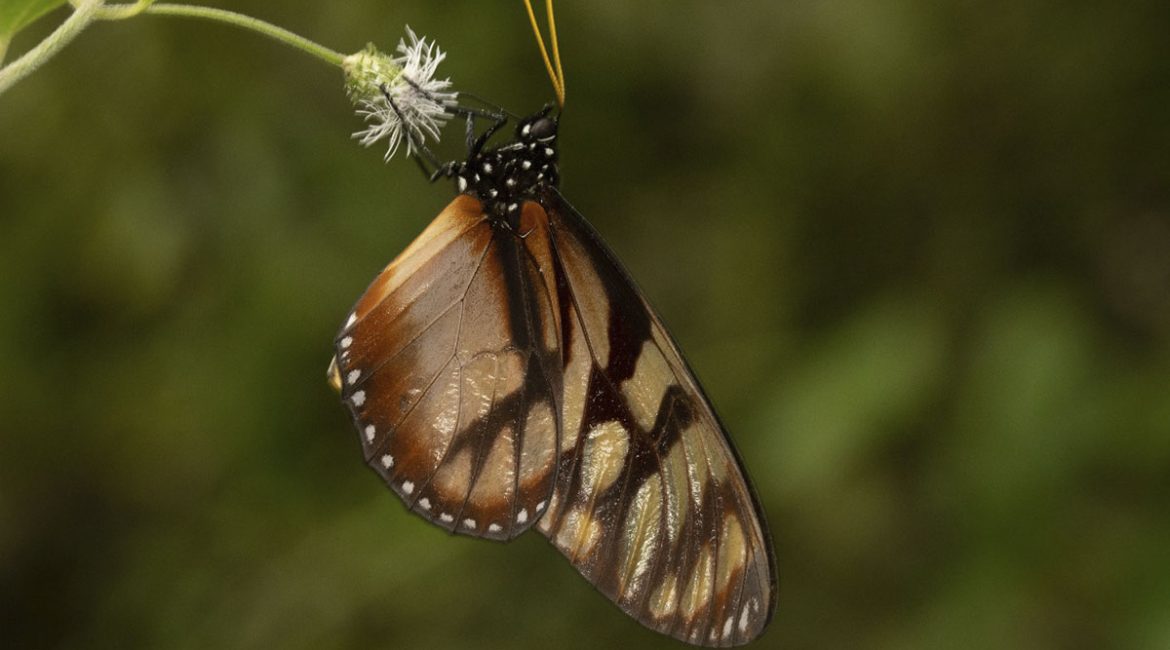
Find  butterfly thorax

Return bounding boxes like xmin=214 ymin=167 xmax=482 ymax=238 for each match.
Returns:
xmin=453 ymin=108 xmax=560 ymax=228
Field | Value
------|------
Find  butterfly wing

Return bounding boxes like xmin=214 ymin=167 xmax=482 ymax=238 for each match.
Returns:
xmin=331 ymin=195 xmax=563 ymax=540
xmin=535 ymin=188 xmax=777 ymax=646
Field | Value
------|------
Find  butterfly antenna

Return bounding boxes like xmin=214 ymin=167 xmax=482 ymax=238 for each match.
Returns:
xmin=546 ymin=0 xmax=565 ymax=105
xmin=524 ymin=0 xmax=566 ymax=108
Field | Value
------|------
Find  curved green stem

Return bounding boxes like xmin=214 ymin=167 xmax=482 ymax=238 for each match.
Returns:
xmin=141 ymin=4 xmax=344 ymax=66
xmin=0 ymin=1 xmax=346 ymax=98
xmin=93 ymin=0 xmax=153 ymax=20
xmin=0 ymin=0 xmax=106 ymax=96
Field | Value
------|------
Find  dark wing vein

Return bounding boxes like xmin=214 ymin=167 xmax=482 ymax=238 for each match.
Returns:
xmin=353 ymin=232 xmax=495 ymax=393
xmin=536 ymin=187 xmax=776 ymax=647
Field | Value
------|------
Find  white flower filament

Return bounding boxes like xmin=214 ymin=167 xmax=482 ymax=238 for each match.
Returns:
xmin=351 ymin=27 xmax=458 ymax=160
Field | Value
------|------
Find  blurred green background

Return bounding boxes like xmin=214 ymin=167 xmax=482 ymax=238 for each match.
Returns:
xmin=2 ymin=1 xmax=1169 ymax=648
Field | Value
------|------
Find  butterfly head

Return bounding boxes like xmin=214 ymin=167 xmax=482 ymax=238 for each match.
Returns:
xmin=518 ymin=104 xmax=559 ymax=145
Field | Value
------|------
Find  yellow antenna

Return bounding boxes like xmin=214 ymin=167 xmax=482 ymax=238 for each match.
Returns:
xmin=524 ymin=0 xmax=566 ymax=107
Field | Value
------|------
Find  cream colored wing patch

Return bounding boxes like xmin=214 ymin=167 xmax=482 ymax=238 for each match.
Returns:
xmin=537 ymin=188 xmax=776 ymax=647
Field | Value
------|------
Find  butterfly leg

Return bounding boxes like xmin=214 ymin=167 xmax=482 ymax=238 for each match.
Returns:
xmin=386 ymin=75 xmax=512 ymax=189
xmin=415 ymin=108 xmax=498 ymax=182
xmin=400 ymin=75 xmax=510 ymax=161
xmin=379 ymin=83 xmax=449 ymax=182
xmin=420 ymin=104 xmax=507 ymax=184
xmin=464 ymin=108 xmax=507 ymax=157
xmin=423 ymin=109 xmax=484 ymax=183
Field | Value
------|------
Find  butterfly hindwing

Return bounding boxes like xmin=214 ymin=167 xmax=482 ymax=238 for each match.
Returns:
xmin=332 ymin=195 xmax=562 ymax=540
xmin=534 ymin=188 xmax=777 ymax=647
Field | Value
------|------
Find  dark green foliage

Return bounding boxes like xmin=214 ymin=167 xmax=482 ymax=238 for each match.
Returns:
xmin=1 ymin=1 xmax=1167 ymax=648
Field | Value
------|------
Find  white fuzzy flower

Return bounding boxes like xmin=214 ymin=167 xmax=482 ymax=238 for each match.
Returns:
xmin=344 ymin=27 xmax=459 ymax=160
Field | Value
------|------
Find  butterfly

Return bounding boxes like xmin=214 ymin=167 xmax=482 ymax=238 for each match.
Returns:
xmin=326 ymin=4 xmax=776 ymax=646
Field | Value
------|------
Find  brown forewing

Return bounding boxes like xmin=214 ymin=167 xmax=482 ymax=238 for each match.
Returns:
xmin=331 ymin=195 xmax=563 ymax=540
xmin=535 ymin=188 xmax=777 ymax=647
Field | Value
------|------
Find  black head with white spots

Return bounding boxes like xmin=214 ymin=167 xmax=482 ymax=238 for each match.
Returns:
xmin=518 ymin=107 xmax=558 ymax=145
xmin=451 ymin=105 xmax=560 ymax=227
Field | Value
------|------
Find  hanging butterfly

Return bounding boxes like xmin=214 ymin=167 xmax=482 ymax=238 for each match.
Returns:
xmin=327 ymin=2 xmax=776 ymax=646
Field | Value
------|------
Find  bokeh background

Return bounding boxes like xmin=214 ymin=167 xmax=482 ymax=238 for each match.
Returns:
xmin=2 ymin=1 xmax=1169 ymax=648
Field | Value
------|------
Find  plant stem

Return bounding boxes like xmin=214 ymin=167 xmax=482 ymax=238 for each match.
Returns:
xmin=142 ymin=3 xmax=344 ymax=66
xmin=0 ymin=0 xmax=105 ymax=96
xmin=0 ymin=1 xmax=346 ymax=98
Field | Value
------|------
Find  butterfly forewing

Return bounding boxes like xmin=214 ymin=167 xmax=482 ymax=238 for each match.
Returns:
xmin=535 ymin=188 xmax=776 ymax=647
xmin=332 ymin=195 xmax=563 ymax=540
